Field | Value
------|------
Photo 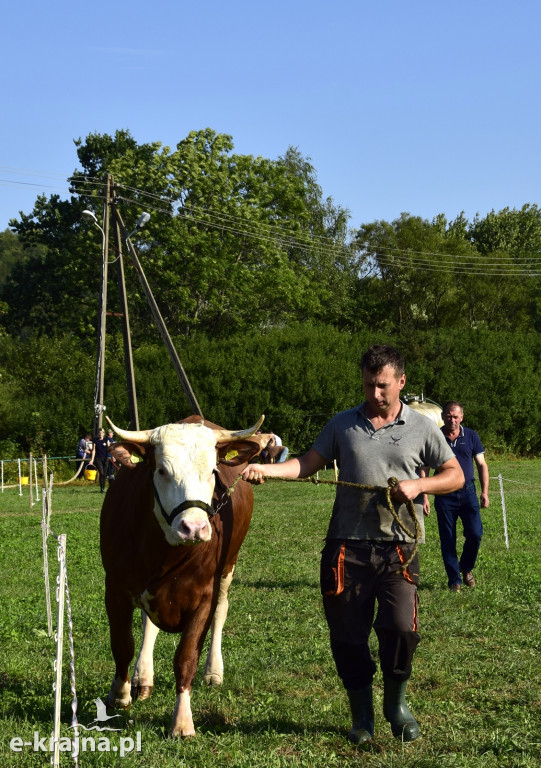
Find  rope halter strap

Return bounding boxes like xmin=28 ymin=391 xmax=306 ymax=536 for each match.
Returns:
xmin=150 ymin=471 xmax=215 ymax=527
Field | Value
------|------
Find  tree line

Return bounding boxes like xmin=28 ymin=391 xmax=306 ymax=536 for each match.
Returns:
xmin=1 ymin=129 xmax=540 ymax=458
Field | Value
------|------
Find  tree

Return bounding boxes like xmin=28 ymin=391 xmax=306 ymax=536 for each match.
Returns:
xmin=2 ymin=195 xmax=101 ymax=338
xmin=0 ymin=229 xmax=34 ymax=289
xmin=0 ymin=334 xmax=94 ymax=456
xmin=4 ymin=129 xmax=355 ymax=341
xmin=73 ymin=130 xmax=356 ymax=337
xmin=469 ymin=205 xmax=541 ymax=330
xmin=354 ymin=211 xmax=538 ymax=334
xmin=354 ymin=213 xmax=475 ymax=332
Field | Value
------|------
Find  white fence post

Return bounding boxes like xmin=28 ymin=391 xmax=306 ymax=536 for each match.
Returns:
xmin=29 ymin=453 xmax=33 ymax=509
xmin=42 ymin=496 xmax=53 ymax=637
xmin=34 ymin=458 xmax=40 ymax=502
xmin=52 ymin=534 xmax=66 ymax=768
xmin=498 ymin=473 xmax=509 ymax=550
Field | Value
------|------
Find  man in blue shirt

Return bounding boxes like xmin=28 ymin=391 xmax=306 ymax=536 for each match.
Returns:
xmin=434 ymin=401 xmax=489 ymax=592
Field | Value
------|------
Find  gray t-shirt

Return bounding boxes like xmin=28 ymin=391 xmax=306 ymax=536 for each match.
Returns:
xmin=313 ymin=402 xmax=455 ymax=543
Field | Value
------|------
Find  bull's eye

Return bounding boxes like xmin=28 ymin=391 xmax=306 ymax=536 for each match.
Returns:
xmin=157 ymin=468 xmax=165 ymax=476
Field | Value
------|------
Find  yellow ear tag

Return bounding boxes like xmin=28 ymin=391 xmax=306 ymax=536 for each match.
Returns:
xmin=130 ymin=453 xmax=143 ymax=464
xmin=225 ymin=450 xmax=239 ymax=461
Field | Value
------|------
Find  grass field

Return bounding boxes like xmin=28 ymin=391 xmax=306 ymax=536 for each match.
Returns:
xmin=0 ymin=459 xmax=539 ymax=767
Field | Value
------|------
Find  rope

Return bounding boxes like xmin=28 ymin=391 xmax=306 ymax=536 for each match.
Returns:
xmin=258 ymin=475 xmax=421 ymax=571
xmin=55 ymin=462 xmax=85 ymax=486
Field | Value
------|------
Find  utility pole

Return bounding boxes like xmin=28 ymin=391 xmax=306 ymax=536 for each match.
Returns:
xmin=112 ymin=203 xmax=204 ymax=417
xmin=84 ymin=176 xmax=203 ymax=428
xmin=112 ymin=217 xmax=139 ymax=429
xmin=93 ymin=175 xmax=112 ymax=434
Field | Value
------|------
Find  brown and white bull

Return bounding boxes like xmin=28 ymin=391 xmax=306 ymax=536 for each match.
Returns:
xmin=100 ymin=414 xmax=268 ymax=737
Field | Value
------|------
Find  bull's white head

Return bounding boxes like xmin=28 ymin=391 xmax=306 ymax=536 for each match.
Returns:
xmin=107 ymin=416 xmax=265 ymax=547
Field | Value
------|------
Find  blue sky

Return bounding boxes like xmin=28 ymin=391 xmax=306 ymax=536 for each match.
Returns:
xmin=1 ymin=0 xmax=539 ymax=233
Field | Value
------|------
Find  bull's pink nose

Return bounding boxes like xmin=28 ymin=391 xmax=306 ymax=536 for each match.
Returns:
xmin=178 ymin=518 xmax=210 ymax=541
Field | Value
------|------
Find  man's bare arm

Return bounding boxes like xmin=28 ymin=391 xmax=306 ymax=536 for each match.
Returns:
xmin=475 ymin=453 xmax=490 ymax=508
xmin=390 ymin=458 xmax=464 ymax=503
xmin=242 ymin=448 xmax=327 ymax=484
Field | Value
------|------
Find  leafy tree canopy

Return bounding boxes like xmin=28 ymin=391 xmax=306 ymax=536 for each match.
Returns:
xmin=354 ymin=210 xmax=539 ymax=332
xmin=1 ymin=128 xmax=540 ymax=458
xmin=3 ymin=129 xmax=355 ymax=341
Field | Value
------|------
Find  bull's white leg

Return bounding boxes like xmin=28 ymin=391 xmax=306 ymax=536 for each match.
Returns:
xmin=203 ymin=567 xmax=235 ymax=686
xmin=106 ymin=676 xmax=132 ymax=709
xmin=131 ymin=610 xmax=160 ymax=701
xmin=171 ymin=689 xmax=195 ymax=738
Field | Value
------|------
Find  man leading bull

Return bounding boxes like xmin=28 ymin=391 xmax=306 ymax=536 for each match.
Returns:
xmin=243 ymin=345 xmax=463 ymax=743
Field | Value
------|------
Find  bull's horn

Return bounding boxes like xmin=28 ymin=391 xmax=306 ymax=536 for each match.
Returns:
xmin=105 ymin=416 xmax=153 ymax=444
xmin=213 ymin=414 xmax=265 ymax=444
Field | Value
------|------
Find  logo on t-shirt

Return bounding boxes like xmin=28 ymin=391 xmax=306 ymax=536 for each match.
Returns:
xmin=389 ymin=435 xmax=403 ymax=446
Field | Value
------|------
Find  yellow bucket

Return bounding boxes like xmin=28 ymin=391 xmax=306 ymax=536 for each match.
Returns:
xmin=85 ymin=469 xmax=97 ymax=482
xmin=19 ymin=476 xmax=29 ymax=485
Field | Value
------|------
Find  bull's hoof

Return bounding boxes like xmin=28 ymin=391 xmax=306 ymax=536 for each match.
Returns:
xmin=203 ymin=673 xmax=223 ymax=687
xmin=135 ymin=685 xmax=153 ymax=701
xmin=170 ymin=727 xmax=196 ymax=739
xmin=106 ymin=693 xmax=132 ymax=710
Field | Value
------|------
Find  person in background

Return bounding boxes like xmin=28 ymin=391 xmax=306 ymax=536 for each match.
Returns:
xmin=243 ymin=345 xmax=463 ymax=744
xmin=433 ymin=401 xmax=489 ymax=592
xmin=76 ymin=432 xmax=92 ymax=478
xmin=90 ymin=427 xmax=111 ymax=493
xmin=261 ymin=431 xmax=289 ymax=464
xmin=270 ymin=432 xmax=289 ymax=463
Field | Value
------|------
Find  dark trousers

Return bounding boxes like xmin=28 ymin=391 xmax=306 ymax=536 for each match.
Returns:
xmin=434 ymin=481 xmax=483 ymax=587
xmin=320 ymin=540 xmax=420 ymax=690
xmin=94 ymin=457 xmax=107 ymax=491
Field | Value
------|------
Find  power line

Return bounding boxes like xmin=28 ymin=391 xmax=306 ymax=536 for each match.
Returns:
xmin=0 ymin=178 xmax=68 ymax=191
xmin=3 ymin=167 xmax=540 ymax=277
xmin=112 ymin=189 xmax=541 ymax=276
xmin=367 ymin=243 xmax=541 ymax=264
xmin=374 ymin=252 xmax=540 ymax=274
xmin=110 ymin=180 xmax=541 ymax=275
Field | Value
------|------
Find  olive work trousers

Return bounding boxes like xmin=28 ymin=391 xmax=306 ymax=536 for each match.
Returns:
xmin=320 ymin=540 xmax=420 ymax=690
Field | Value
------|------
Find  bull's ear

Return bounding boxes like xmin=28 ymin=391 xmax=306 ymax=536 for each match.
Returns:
xmin=217 ymin=438 xmax=266 ymax=466
xmin=109 ymin=441 xmax=148 ymax=469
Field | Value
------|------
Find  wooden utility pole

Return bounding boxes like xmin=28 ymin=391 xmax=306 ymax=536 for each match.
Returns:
xmin=93 ymin=175 xmax=112 ymax=434
xmin=112 ymin=217 xmax=140 ymax=429
xmin=88 ymin=175 xmax=203 ymax=428
xmin=112 ymin=203 xmax=204 ymax=418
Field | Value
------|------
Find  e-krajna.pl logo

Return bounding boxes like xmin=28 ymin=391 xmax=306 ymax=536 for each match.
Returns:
xmin=9 ymin=698 xmax=142 ymax=757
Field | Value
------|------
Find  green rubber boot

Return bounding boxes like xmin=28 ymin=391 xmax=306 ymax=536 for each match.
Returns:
xmin=382 ymin=676 xmax=419 ymax=742
xmin=347 ymin=686 xmax=374 ymax=743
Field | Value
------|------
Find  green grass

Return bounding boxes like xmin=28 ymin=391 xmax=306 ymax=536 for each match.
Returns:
xmin=0 ymin=460 xmax=539 ymax=766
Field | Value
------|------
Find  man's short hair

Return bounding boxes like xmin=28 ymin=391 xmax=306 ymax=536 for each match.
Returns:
xmin=442 ymin=400 xmax=463 ymax=414
xmin=361 ymin=345 xmax=405 ymax=376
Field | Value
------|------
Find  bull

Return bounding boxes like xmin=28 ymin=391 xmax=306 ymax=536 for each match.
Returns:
xmin=100 ymin=414 xmax=267 ymax=737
